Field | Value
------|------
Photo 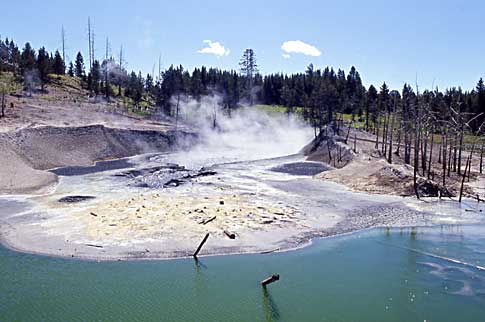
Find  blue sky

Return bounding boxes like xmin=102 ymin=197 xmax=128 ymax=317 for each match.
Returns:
xmin=1 ymin=0 xmax=484 ymax=90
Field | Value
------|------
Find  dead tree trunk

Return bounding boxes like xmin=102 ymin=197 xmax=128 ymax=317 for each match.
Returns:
xmin=453 ymin=138 xmax=457 ymax=172
xmin=458 ymin=127 xmax=464 ymax=174
xmin=388 ymin=99 xmax=396 ymax=163
xmin=345 ymin=121 xmax=352 ymax=144
xmin=442 ymin=127 xmax=448 ymax=187
xmin=459 ymin=145 xmax=475 ymax=202
xmin=427 ymin=125 xmax=434 ymax=179
xmin=118 ymin=45 xmax=123 ymax=96
xmin=413 ymin=114 xmax=421 ymax=199
xmin=353 ymin=133 xmax=357 ymax=153
xmin=467 ymin=148 xmax=474 ymax=182
xmin=421 ymin=129 xmax=428 ymax=173
xmin=382 ymin=111 xmax=388 ymax=155
xmin=480 ymin=140 xmax=484 ymax=174
xmin=375 ymin=113 xmax=380 ymax=151
xmin=175 ymin=94 xmax=181 ymax=130
xmin=447 ymin=139 xmax=453 ymax=177
xmin=438 ymin=136 xmax=443 ymax=164
xmin=1 ymin=92 xmax=5 ymax=118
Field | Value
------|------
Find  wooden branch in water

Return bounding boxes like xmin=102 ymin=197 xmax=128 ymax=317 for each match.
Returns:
xmin=261 ymin=274 xmax=280 ymax=287
xmin=193 ymin=233 xmax=210 ymax=258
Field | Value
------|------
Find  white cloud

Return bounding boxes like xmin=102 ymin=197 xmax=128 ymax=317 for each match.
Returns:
xmin=282 ymin=53 xmax=291 ymax=59
xmin=197 ymin=40 xmax=230 ymax=57
xmin=281 ymin=40 xmax=321 ymax=57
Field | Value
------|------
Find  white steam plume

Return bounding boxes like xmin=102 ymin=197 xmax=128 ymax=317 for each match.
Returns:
xmin=171 ymin=95 xmax=313 ymax=168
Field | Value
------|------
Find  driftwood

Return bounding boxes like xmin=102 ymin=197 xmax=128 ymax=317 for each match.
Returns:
xmin=193 ymin=233 xmax=210 ymax=258
xmin=90 ymin=212 xmax=98 ymax=217
xmin=85 ymin=244 xmax=103 ymax=248
xmin=260 ymin=248 xmax=280 ymax=254
xmin=200 ymin=216 xmax=216 ymax=225
xmin=224 ymin=230 xmax=236 ymax=239
xmin=261 ymin=274 xmax=280 ymax=287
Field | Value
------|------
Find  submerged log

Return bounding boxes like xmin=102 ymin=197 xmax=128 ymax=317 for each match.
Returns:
xmin=193 ymin=233 xmax=210 ymax=258
xmin=224 ymin=230 xmax=236 ymax=239
xmin=261 ymin=274 xmax=280 ymax=287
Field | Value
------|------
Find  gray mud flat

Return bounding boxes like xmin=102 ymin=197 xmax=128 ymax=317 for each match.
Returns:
xmin=58 ymin=196 xmax=96 ymax=203
xmin=270 ymin=161 xmax=330 ymax=176
xmin=51 ymin=159 xmax=134 ymax=176
xmin=0 ymin=152 xmax=483 ymax=261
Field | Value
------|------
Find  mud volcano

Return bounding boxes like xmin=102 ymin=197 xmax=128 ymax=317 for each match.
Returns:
xmin=115 ymin=163 xmax=217 ymax=188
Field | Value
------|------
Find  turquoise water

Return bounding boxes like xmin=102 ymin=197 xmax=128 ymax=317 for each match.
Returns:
xmin=1 ymin=225 xmax=485 ymax=321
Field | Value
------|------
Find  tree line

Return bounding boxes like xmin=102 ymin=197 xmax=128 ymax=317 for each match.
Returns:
xmin=1 ymin=34 xmax=484 ymax=199
xmin=3 ymin=35 xmax=483 ymax=131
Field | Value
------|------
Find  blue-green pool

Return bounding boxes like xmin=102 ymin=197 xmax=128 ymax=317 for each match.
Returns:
xmin=1 ymin=225 xmax=485 ymax=321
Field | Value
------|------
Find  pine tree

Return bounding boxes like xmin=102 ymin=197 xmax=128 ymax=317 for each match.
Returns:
xmin=20 ymin=42 xmax=36 ymax=74
xmin=90 ymin=60 xmax=101 ymax=95
xmin=474 ymin=78 xmax=485 ymax=130
xmin=75 ymin=52 xmax=85 ymax=79
xmin=36 ymin=47 xmax=50 ymax=90
xmin=53 ymin=50 xmax=65 ymax=75
xmin=68 ymin=62 xmax=74 ymax=77
xmin=239 ymin=48 xmax=258 ymax=105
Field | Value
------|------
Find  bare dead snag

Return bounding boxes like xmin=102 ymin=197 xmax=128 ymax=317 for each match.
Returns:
xmin=345 ymin=121 xmax=353 ymax=144
xmin=442 ymin=127 xmax=447 ymax=187
xmin=353 ymin=133 xmax=357 ymax=153
xmin=467 ymin=149 xmax=474 ymax=182
xmin=459 ymin=145 xmax=475 ymax=203
xmin=396 ymin=121 xmax=402 ymax=156
xmin=427 ymin=124 xmax=434 ymax=179
xmin=458 ymin=127 xmax=464 ymax=175
xmin=447 ymin=139 xmax=453 ymax=177
xmin=388 ymin=97 xmax=396 ymax=163
xmin=480 ymin=141 xmax=484 ymax=174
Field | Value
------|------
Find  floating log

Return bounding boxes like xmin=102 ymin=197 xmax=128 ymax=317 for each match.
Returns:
xmin=193 ymin=233 xmax=210 ymax=258
xmin=261 ymin=274 xmax=280 ymax=286
xmin=224 ymin=230 xmax=236 ymax=239
xmin=200 ymin=216 xmax=216 ymax=225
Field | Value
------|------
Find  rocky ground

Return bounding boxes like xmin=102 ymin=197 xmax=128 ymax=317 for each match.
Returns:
xmin=0 ymin=79 xmax=196 ymax=194
xmin=305 ymin=126 xmax=483 ymax=199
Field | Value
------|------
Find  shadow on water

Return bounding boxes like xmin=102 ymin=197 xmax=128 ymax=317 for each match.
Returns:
xmin=262 ymin=287 xmax=280 ymax=322
xmin=193 ymin=257 xmax=208 ymax=271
